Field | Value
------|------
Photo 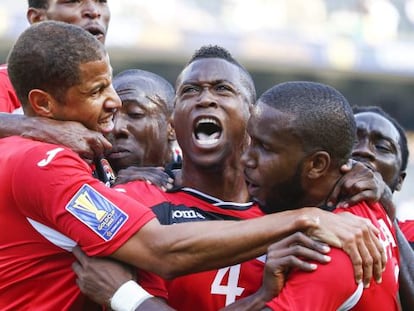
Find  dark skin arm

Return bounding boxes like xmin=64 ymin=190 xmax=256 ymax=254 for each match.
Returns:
xmin=111 ymin=207 xmax=384 ymax=283
xmin=72 ymin=247 xmax=175 ymax=310
xmin=395 ymin=220 xmax=414 ymax=311
xmin=0 ymin=113 xmax=111 ymax=161
xmin=115 ymin=166 xmax=174 ymax=191
xmin=326 ymin=160 xmax=385 ymax=208
xmin=73 ymin=233 xmax=331 ymax=311
xmin=109 ymin=161 xmax=386 ymax=284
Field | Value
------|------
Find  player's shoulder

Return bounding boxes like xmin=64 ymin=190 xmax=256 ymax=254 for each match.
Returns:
xmin=2 ymin=137 xmax=84 ymax=167
xmin=115 ymin=180 xmax=167 ymax=205
xmin=0 ymin=64 xmax=8 ymax=75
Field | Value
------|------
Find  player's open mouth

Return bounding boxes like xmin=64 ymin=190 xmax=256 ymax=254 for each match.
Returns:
xmin=84 ymin=25 xmax=105 ymax=42
xmin=193 ymin=117 xmax=222 ymax=146
xmin=99 ymin=116 xmax=114 ymax=133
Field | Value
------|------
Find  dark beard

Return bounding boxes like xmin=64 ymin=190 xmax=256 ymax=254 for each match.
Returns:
xmin=260 ymin=159 xmax=307 ymax=215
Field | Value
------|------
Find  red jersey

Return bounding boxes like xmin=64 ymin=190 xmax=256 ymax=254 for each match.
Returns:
xmin=266 ymin=202 xmax=400 ymax=311
xmin=116 ymin=182 xmax=266 ymax=310
xmin=0 ymin=137 xmax=156 ymax=311
xmin=0 ymin=64 xmax=21 ymax=113
xmin=398 ymin=219 xmax=414 ymax=249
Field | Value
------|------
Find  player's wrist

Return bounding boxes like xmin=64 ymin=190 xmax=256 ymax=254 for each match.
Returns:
xmin=110 ymin=280 xmax=153 ymax=311
xmin=292 ymin=207 xmax=321 ymax=232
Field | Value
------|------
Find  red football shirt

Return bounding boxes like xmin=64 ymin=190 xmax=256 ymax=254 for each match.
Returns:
xmin=266 ymin=202 xmax=400 ymax=310
xmin=0 ymin=64 xmax=21 ymax=113
xmin=117 ymin=182 xmax=266 ymax=310
xmin=0 ymin=137 xmax=156 ymax=310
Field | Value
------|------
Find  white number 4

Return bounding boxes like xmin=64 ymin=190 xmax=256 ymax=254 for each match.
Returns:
xmin=211 ymin=264 xmax=244 ymax=305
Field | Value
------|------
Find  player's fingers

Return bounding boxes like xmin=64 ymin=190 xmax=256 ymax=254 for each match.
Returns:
xmin=326 ymin=177 xmax=345 ymax=207
xmin=72 ymin=246 xmax=87 ymax=266
xmin=368 ymin=229 xmax=386 ymax=283
xmin=361 ymin=220 xmax=385 ymax=277
xmin=88 ymin=137 xmax=105 ymax=157
xmin=267 ymin=256 xmax=318 ymax=273
xmin=286 ymin=244 xmax=331 ymax=264
xmin=337 ymin=191 xmax=369 ymax=208
xmin=269 ymin=232 xmax=330 ymax=254
xmin=355 ymin=237 xmax=374 ymax=288
xmin=72 ymin=261 xmax=82 ymax=277
xmin=343 ymin=242 xmax=363 ymax=285
xmin=100 ymin=136 xmax=112 ymax=151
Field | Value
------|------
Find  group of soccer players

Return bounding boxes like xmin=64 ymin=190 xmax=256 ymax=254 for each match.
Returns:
xmin=0 ymin=1 xmax=413 ymax=310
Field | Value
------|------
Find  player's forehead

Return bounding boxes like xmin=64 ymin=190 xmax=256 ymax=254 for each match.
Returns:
xmin=355 ymin=112 xmax=400 ymax=142
xmin=178 ymin=58 xmax=243 ymax=86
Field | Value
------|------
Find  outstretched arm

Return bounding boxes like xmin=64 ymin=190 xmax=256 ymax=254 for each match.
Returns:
xmin=73 ymin=232 xmax=330 ymax=311
xmin=112 ymin=207 xmax=385 ymax=285
xmin=0 ymin=113 xmax=111 ymax=160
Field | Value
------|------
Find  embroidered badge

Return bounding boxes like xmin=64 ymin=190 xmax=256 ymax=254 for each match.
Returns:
xmin=66 ymin=184 xmax=128 ymax=241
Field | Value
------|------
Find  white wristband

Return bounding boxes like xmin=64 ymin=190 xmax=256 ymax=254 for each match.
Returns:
xmin=110 ymin=280 xmax=153 ymax=311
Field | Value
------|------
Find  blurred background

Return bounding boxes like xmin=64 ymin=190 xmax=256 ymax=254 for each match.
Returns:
xmin=0 ymin=0 xmax=413 ymax=219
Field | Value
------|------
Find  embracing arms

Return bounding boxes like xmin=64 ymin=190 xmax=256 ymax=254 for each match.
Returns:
xmin=0 ymin=113 xmax=111 ymax=160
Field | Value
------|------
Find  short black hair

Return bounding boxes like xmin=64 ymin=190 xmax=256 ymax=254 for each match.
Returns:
xmin=260 ymin=81 xmax=355 ymax=166
xmin=28 ymin=0 xmax=48 ymax=9
xmin=353 ymin=105 xmax=409 ymax=172
xmin=8 ymin=20 xmax=106 ymax=109
xmin=183 ymin=45 xmax=256 ymax=105
xmin=113 ymin=69 xmax=175 ymax=116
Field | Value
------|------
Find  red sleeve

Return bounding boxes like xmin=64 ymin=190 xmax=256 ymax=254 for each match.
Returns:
xmin=137 ymin=269 xmax=169 ymax=299
xmin=11 ymin=141 xmax=156 ymax=256
xmin=0 ymin=65 xmax=21 ymax=113
xmin=266 ymin=248 xmax=360 ymax=310
xmin=398 ymin=219 xmax=414 ymax=243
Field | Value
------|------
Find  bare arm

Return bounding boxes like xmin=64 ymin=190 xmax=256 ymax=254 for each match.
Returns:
xmin=135 ymin=298 xmax=175 ymax=311
xmin=72 ymin=246 xmax=175 ymax=311
xmin=111 ymin=207 xmax=384 ymax=284
xmin=0 ymin=113 xmax=111 ymax=160
xmin=111 ymin=211 xmax=313 ymax=280
xmin=74 ymin=233 xmax=329 ymax=311
xmin=115 ymin=166 xmax=174 ymax=191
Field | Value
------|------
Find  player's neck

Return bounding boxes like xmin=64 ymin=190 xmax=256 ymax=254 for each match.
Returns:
xmin=302 ymin=171 xmax=343 ymax=208
xmin=181 ymin=162 xmax=250 ymax=203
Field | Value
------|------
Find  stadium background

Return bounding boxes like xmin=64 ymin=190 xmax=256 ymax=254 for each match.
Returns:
xmin=0 ymin=0 xmax=413 ymax=219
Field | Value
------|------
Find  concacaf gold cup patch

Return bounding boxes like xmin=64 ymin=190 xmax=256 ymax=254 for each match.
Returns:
xmin=66 ymin=184 xmax=128 ymax=241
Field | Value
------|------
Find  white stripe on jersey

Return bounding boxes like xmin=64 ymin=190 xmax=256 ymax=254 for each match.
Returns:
xmin=181 ymin=187 xmax=254 ymax=208
xmin=337 ymin=282 xmax=363 ymax=311
xmin=27 ymin=217 xmax=77 ymax=252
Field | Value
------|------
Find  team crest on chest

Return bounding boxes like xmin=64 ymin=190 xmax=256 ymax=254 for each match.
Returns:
xmin=66 ymin=184 xmax=128 ymax=241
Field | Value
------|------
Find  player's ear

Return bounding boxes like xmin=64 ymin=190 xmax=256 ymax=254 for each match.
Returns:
xmin=27 ymin=8 xmax=47 ymax=25
xmin=394 ymin=171 xmax=406 ymax=192
xmin=167 ymin=118 xmax=176 ymax=142
xmin=305 ymin=151 xmax=331 ymax=179
xmin=28 ymin=89 xmax=55 ymax=117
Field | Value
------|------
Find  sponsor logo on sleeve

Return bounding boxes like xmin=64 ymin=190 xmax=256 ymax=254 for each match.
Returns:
xmin=37 ymin=147 xmax=65 ymax=167
xmin=66 ymin=184 xmax=128 ymax=241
